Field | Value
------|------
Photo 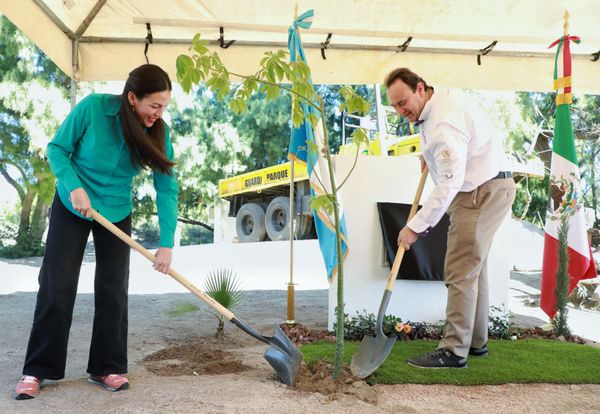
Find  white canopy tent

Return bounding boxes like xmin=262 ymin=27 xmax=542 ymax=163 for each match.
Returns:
xmin=1 ymin=0 xmax=599 ymax=94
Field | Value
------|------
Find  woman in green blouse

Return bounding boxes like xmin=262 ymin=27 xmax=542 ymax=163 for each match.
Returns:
xmin=15 ymin=64 xmax=178 ymax=400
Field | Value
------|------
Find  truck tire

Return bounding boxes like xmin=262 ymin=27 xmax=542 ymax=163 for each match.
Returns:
xmin=265 ymin=196 xmax=293 ymax=241
xmin=296 ymin=215 xmax=314 ymax=240
xmin=236 ymin=203 xmax=266 ymax=242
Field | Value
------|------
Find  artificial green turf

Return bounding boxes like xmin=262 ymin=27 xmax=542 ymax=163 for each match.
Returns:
xmin=300 ymin=339 xmax=600 ymax=385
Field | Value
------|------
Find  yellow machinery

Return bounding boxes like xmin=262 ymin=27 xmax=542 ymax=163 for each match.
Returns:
xmin=219 ymin=134 xmax=421 ymax=242
xmin=219 ymin=162 xmax=309 ymax=199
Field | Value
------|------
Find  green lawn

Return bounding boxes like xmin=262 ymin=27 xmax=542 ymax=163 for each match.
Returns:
xmin=300 ymin=339 xmax=600 ymax=385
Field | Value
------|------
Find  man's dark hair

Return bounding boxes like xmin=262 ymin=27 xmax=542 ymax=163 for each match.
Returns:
xmin=384 ymin=67 xmax=430 ymax=92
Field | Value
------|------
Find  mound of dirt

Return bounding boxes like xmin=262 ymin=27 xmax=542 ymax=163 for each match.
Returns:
xmin=143 ymin=343 xmax=251 ymax=376
xmin=279 ymin=323 xmax=335 ymax=345
xmin=294 ymin=361 xmax=377 ymax=404
xmin=515 ymin=327 xmax=593 ymax=344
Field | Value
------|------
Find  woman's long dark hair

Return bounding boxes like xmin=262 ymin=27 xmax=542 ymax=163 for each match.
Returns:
xmin=120 ymin=64 xmax=175 ymax=175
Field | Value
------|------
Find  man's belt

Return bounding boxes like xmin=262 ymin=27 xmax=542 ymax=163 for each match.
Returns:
xmin=491 ymin=171 xmax=513 ymax=180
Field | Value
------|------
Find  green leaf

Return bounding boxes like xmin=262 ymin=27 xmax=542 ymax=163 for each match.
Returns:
xmin=203 ymin=268 xmax=243 ymax=311
xmin=176 ymin=54 xmax=194 ymax=83
xmin=292 ymin=104 xmax=304 ymax=127
xmin=310 ymin=195 xmax=334 ymax=215
xmin=274 ymin=63 xmax=284 ymax=82
xmin=267 ymin=65 xmax=276 ymax=82
xmin=182 ymin=72 xmax=192 ymax=93
xmin=352 ymin=128 xmax=369 ymax=148
xmin=191 ymin=69 xmax=200 ymax=84
xmin=192 ymin=37 xmax=209 ymax=55
xmin=306 ymin=112 xmax=320 ymax=129
xmin=306 ymin=140 xmax=319 ymax=156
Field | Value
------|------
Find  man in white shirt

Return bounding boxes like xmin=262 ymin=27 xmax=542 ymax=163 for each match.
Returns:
xmin=387 ymin=67 xmax=516 ymax=368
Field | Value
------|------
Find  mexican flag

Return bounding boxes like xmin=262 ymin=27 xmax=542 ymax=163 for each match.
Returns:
xmin=540 ymin=34 xmax=597 ymax=318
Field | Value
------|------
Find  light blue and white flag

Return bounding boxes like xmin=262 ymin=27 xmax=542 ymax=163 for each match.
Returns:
xmin=288 ymin=9 xmax=349 ymax=282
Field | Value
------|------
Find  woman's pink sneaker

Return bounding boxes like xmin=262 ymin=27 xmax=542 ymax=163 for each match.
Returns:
xmin=14 ymin=375 xmax=42 ymax=400
xmin=88 ymin=374 xmax=129 ymax=392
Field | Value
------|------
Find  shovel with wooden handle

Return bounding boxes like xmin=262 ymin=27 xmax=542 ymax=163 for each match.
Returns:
xmin=351 ymin=167 xmax=429 ymax=378
xmin=90 ymin=209 xmax=302 ymax=387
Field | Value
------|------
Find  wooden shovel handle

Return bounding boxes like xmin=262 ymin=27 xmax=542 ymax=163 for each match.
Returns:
xmin=385 ymin=167 xmax=429 ymax=291
xmin=90 ymin=209 xmax=235 ymax=320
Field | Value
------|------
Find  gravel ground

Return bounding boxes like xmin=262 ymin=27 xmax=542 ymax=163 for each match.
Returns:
xmin=1 ymin=290 xmax=599 ymax=414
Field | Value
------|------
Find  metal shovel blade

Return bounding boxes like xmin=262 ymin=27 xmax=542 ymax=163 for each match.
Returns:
xmin=351 ymin=333 xmax=397 ymax=378
xmin=350 ymin=289 xmax=396 ymax=378
xmin=263 ymin=324 xmax=303 ymax=387
xmin=232 ymin=319 xmax=302 ymax=387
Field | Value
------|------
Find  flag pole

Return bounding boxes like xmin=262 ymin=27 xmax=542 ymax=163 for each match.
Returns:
xmin=563 ymin=10 xmax=569 ymax=36
xmin=286 ymin=3 xmax=300 ymax=325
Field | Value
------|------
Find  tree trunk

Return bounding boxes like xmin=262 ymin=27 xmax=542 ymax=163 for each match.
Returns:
xmin=15 ymin=190 xmax=34 ymax=247
xmin=535 ymin=132 xmax=552 ymax=170
xmin=215 ymin=318 xmax=225 ymax=339
xmin=30 ymin=194 xmax=50 ymax=246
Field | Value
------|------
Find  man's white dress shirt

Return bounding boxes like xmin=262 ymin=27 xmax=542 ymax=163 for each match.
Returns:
xmin=407 ymin=88 xmax=505 ymax=233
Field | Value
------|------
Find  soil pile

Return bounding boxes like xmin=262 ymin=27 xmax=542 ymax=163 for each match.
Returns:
xmin=279 ymin=323 xmax=335 ymax=344
xmin=515 ymin=327 xmax=594 ymax=344
xmin=143 ymin=343 xmax=251 ymax=376
xmin=295 ymin=361 xmax=377 ymax=404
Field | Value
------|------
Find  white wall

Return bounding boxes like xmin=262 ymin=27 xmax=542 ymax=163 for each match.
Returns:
xmin=0 ymin=240 xmax=328 ymax=295
xmin=327 ymin=155 xmax=512 ymax=329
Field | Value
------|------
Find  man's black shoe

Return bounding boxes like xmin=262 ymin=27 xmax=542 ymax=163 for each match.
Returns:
xmin=469 ymin=343 xmax=488 ymax=357
xmin=407 ymin=348 xmax=467 ymax=369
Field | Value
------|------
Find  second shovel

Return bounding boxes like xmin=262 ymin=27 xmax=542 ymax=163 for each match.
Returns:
xmin=351 ymin=167 xmax=428 ymax=378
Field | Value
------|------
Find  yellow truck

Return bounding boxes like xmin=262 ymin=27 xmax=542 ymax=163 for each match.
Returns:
xmin=218 ymin=98 xmax=422 ymax=242
xmin=218 ymin=161 xmax=314 ymax=242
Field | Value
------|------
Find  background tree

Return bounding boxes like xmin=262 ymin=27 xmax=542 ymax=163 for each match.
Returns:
xmin=0 ymin=15 xmax=69 ymax=257
xmin=504 ymin=92 xmax=600 ymax=229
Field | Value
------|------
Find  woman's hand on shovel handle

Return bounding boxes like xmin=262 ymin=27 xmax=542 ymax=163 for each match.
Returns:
xmin=154 ymin=247 xmax=172 ymax=274
xmin=398 ymin=225 xmax=418 ymax=250
xmin=70 ymin=188 xmax=93 ymax=218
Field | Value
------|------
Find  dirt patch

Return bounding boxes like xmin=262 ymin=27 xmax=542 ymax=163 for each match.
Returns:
xmin=279 ymin=322 xmax=335 ymax=345
xmin=294 ymin=361 xmax=377 ymax=404
xmin=143 ymin=342 xmax=251 ymax=376
xmin=515 ymin=327 xmax=597 ymax=344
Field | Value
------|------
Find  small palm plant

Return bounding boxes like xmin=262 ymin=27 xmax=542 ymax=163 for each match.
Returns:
xmin=203 ymin=268 xmax=243 ymax=338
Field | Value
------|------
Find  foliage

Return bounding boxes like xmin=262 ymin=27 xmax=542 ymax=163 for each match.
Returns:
xmin=333 ymin=309 xmax=412 ymax=341
xmin=512 ymin=175 xmax=549 ymax=226
xmin=301 ymin=339 xmax=600 ymax=385
xmin=552 ymin=215 xmax=571 ymax=336
xmin=179 ymin=224 xmax=212 ymax=246
xmin=0 ymin=206 xmax=18 ymax=247
xmin=132 ymin=221 xmax=160 ymax=249
xmin=488 ymin=305 xmax=513 ymax=339
xmin=203 ymin=268 xmax=243 ymax=338
xmin=505 ymin=92 xmax=600 ymax=227
xmin=336 ymin=307 xmax=511 ymax=341
xmin=0 ymin=16 xmax=69 ymax=257
xmin=166 ymin=87 xmax=249 ymax=224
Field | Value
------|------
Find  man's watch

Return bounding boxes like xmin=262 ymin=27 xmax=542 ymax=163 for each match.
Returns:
xmin=419 ymin=226 xmax=433 ymax=237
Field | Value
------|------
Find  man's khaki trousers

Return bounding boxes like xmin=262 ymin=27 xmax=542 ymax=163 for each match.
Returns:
xmin=438 ymin=177 xmax=516 ymax=358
